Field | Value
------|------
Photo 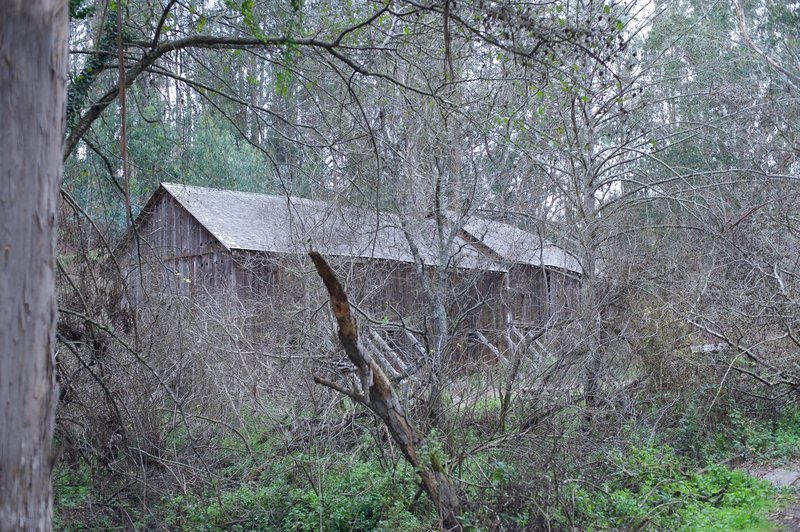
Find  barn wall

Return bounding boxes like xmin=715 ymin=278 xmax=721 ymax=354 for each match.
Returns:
xmin=448 ymin=269 xmax=506 ymax=331
xmin=506 ymin=265 xmax=580 ymax=325
xmin=506 ymin=265 xmax=548 ymax=324
xmin=122 ymin=192 xmax=235 ymax=300
xmin=547 ymin=269 xmax=580 ymax=319
xmin=345 ymin=259 xmax=424 ymax=321
xmin=227 ymin=253 xmax=510 ymax=338
xmin=231 ymin=254 xmax=428 ymax=324
xmin=121 ymin=190 xmax=582 ymax=369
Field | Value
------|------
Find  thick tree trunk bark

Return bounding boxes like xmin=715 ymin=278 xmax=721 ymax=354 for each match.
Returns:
xmin=0 ymin=0 xmax=67 ymax=529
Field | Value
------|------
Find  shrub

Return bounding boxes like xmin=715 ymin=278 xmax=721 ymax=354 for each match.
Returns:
xmin=160 ymin=455 xmax=429 ymax=531
xmin=570 ymin=445 xmax=777 ymax=531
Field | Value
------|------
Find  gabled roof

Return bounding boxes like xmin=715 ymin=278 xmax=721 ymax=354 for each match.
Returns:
xmin=460 ymin=217 xmax=582 ymax=273
xmin=160 ymin=182 xmax=493 ymax=270
xmin=135 ymin=182 xmax=582 ymax=274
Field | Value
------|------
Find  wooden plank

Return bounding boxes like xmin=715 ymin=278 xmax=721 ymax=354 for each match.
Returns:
xmin=370 ymin=329 xmax=408 ymax=373
xmin=474 ymin=330 xmax=509 ymax=364
xmin=361 ymin=335 xmax=401 ymax=378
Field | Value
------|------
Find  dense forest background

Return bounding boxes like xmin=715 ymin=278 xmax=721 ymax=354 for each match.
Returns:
xmin=50 ymin=0 xmax=800 ymax=529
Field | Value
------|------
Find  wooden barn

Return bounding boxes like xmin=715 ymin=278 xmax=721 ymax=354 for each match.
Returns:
xmin=119 ymin=183 xmax=581 ymax=371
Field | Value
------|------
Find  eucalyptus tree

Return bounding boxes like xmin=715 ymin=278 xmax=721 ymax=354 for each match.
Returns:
xmin=732 ymin=0 xmax=800 ymax=94
xmin=1 ymin=0 xmax=68 ymax=528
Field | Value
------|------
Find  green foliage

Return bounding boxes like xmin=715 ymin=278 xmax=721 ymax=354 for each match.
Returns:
xmin=276 ymin=0 xmax=305 ymax=96
xmin=160 ymin=456 xmax=427 ymax=531
xmin=570 ymin=445 xmax=777 ymax=531
xmin=67 ymin=8 xmax=118 ymax=129
xmin=670 ymin=402 xmax=800 ymax=465
xmin=173 ymin=116 xmax=273 ymax=192
xmin=472 ymin=396 xmax=502 ymax=413
xmin=707 ymin=408 xmax=800 ymax=465
xmin=53 ymin=463 xmax=120 ymax=531
xmin=680 ymin=467 xmax=775 ymax=531
xmin=53 ymin=401 xmax=796 ymax=530
xmin=54 ymin=464 xmax=93 ymax=510
xmin=222 ymin=0 xmax=306 ymax=96
xmin=54 ymin=417 xmax=432 ymax=531
xmin=69 ymin=0 xmax=95 ymax=20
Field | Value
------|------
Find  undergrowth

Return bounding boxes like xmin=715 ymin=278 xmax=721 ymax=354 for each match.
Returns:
xmin=711 ymin=407 xmax=800 ymax=464
xmin=53 ymin=406 xmax=800 ymax=531
xmin=569 ymin=445 xmax=777 ymax=531
xmin=160 ymin=458 xmax=426 ymax=531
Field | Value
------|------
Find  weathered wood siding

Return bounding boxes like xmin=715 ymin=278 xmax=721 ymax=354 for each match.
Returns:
xmin=546 ymin=268 xmax=580 ymax=319
xmin=507 ymin=265 xmax=548 ymax=324
xmin=122 ymin=191 xmax=235 ymax=299
xmin=449 ymin=270 xmax=506 ymax=331
xmin=346 ymin=260 xmax=426 ymax=323
xmin=226 ymin=252 xmax=507 ymax=339
xmin=507 ymin=265 xmax=580 ymax=325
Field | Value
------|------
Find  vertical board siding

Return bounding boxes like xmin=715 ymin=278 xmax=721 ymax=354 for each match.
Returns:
xmin=123 ymin=193 xmax=235 ymax=299
xmin=506 ymin=265 xmax=548 ymax=325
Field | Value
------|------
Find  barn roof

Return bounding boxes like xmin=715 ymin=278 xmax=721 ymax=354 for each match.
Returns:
xmin=148 ymin=183 xmax=581 ymax=274
xmin=460 ymin=218 xmax=583 ymax=273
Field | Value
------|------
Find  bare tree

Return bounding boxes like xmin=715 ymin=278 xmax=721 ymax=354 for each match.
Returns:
xmin=0 ymin=0 xmax=68 ymax=528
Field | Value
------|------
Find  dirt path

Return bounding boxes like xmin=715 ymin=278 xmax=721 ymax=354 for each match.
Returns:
xmin=746 ymin=463 xmax=800 ymax=531
xmin=772 ymin=500 xmax=800 ymax=531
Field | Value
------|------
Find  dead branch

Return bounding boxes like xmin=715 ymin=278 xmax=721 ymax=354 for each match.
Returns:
xmin=308 ymin=251 xmax=462 ymax=530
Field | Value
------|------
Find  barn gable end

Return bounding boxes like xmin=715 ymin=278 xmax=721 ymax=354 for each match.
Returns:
xmin=121 ymin=186 xmax=236 ymax=298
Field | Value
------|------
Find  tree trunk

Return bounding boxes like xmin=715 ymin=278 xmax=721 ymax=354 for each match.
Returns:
xmin=0 ymin=0 xmax=67 ymax=529
xmin=309 ymin=252 xmax=462 ymax=530
xmin=578 ymin=111 xmax=602 ymax=417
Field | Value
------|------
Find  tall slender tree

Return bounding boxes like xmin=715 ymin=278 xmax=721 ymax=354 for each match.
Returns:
xmin=0 ymin=0 xmax=68 ymax=529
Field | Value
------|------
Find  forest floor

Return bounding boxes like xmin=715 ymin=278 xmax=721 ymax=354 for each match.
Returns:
xmin=747 ymin=462 xmax=800 ymax=531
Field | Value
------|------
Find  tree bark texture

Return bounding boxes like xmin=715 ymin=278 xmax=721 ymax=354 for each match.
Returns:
xmin=309 ymin=252 xmax=461 ymax=530
xmin=0 ymin=0 xmax=67 ymax=529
